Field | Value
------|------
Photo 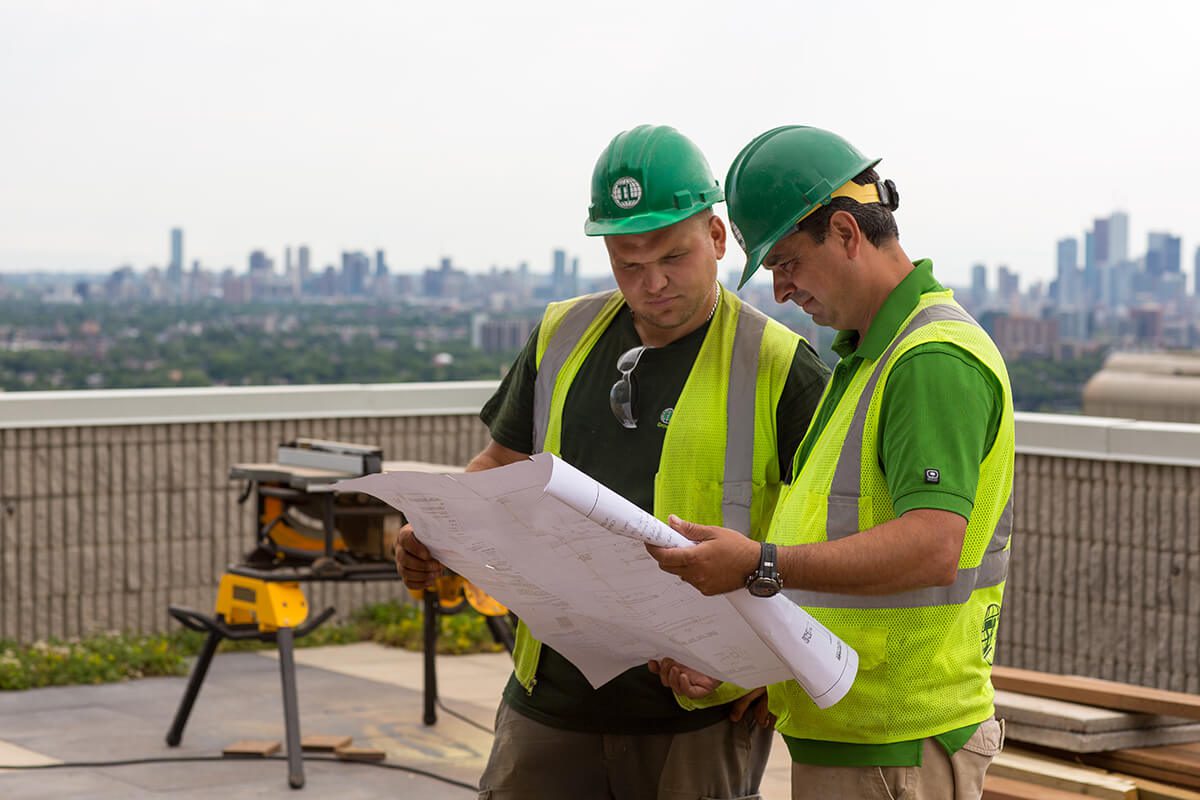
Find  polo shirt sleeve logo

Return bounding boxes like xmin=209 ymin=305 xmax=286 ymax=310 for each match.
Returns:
xmin=924 ymin=468 xmax=940 ymax=484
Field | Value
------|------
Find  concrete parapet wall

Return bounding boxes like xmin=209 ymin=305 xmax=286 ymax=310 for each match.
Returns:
xmin=1 ymin=385 xmax=1198 ymax=694
xmin=0 ymin=388 xmax=492 ymax=643
xmin=1002 ymin=452 xmax=1200 ymax=692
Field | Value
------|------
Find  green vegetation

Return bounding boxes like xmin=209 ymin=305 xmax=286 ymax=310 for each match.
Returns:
xmin=0 ymin=300 xmax=519 ymax=391
xmin=0 ymin=601 xmax=505 ymax=691
xmin=1007 ymin=351 xmax=1108 ymax=413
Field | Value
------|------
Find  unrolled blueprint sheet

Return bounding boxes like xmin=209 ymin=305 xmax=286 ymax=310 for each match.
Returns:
xmin=338 ymin=453 xmax=857 ymax=708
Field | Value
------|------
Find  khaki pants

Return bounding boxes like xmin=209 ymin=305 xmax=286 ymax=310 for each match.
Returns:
xmin=790 ymin=718 xmax=1005 ymax=800
xmin=478 ymin=701 xmax=773 ymax=800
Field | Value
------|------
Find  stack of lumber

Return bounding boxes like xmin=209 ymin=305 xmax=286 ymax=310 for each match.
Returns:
xmin=980 ymin=667 xmax=1200 ymax=799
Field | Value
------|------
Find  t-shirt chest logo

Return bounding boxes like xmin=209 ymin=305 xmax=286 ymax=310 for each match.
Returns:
xmin=657 ymin=407 xmax=673 ymax=429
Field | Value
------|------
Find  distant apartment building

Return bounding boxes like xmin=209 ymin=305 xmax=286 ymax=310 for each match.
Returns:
xmin=472 ymin=316 xmax=537 ymax=353
xmin=985 ymin=313 xmax=1059 ymax=358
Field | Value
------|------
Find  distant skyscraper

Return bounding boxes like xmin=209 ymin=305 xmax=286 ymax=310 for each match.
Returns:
xmin=285 ymin=246 xmax=293 ymax=275
xmin=298 ymin=245 xmax=311 ymax=280
xmin=248 ymin=250 xmax=273 ymax=276
xmin=375 ymin=249 xmax=388 ymax=278
xmin=1092 ymin=217 xmax=1110 ymax=266
xmin=168 ymin=228 xmax=184 ymax=285
xmin=970 ymin=263 xmax=987 ymax=308
xmin=1146 ymin=232 xmax=1182 ymax=276
xmin=1056 ymin=237 xmax=1079 ymax=306
xmin=551 ymin=248 xmax=569 ymax=299
xmin=1108 ymin=211 xmax=1129 ymax=265
xmin=996 ymin=265 xmax=1019 ymax=307
xmin=341 ymin=251 xmax=370 ymax=294
xmin=1194 ymin=246 xmax=1200 ymax=296
xmin=170 ymin=228 xmax=183 ymax=270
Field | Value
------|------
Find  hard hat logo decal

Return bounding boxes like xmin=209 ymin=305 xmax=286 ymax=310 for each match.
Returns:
xmin=611 ymin=177 xmax=643 ymax=209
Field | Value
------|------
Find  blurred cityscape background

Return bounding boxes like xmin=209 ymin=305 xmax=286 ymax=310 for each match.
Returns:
xmin=1 ymin=209 xmax=1197 ymax=416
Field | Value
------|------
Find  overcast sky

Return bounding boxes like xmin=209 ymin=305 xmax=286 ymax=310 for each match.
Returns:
xmin=1 ymin=0 xmax=1197 ymax=289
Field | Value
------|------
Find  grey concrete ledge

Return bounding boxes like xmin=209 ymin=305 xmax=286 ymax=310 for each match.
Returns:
xmin=0 ymin=381 xmax=500 ymax=429
xmin=1015 ymin=411 xmax=1200 ymax=467
xmin=3 ymin=384 xmax=1200 ymax=467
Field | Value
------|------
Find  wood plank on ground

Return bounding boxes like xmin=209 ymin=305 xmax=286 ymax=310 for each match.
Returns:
xmin=984 ymin=774 xmax=1091 ymax=799
xmin=992 ymin=667 xmax=1200 ymax=721
xmin=1107 ymin=773 xmax=1200 ymax=800
xmin=989 ymin=748 xmax=1138 ymax=799
xmin=301 ymin=734 xmax=353 ymax=752
xmin=1083 ymin=744 xmax=1200 ymax=790
xmin=222 ymin=739 xmax=281 ymax=758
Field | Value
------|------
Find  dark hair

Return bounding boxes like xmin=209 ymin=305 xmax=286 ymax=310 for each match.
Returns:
xmin=795 ymin=167 xmax=899 ymax=247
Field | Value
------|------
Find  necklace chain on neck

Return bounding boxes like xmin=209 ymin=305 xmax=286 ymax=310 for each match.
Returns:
xmin=705 ymin=282 xmax=720 ymax=323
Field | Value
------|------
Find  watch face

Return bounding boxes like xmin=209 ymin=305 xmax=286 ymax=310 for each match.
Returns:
xmin=747 ymin=577 xmax=781 ymax=598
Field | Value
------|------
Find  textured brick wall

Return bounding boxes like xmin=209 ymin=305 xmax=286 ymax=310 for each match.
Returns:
xmin=0 ymin=414 xmax=490 ymax=643
xmin=1000 ymin=453 xmax=1200 ymax=692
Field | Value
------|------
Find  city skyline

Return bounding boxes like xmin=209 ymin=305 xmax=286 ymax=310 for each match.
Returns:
xmin=2 ymin=1 xmax=1198 ymax=287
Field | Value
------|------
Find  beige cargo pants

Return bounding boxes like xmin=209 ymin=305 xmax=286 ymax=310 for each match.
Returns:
xmin=789 ymin=718 xmax=1005 ymax=800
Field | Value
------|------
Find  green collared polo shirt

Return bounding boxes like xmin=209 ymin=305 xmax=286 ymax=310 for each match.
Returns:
xmin=784 ymin=259 xmax=1004 ymax=767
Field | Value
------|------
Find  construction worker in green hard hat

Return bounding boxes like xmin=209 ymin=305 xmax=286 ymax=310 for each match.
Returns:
xmin=396 ymin=124 xmax=830 ymax=799
xmin=647 ymin=126 xmax=1015 ymax=800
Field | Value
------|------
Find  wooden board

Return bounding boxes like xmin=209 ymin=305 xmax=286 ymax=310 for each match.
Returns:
xmin=1083 ymin=743 xmax=1200 ymax=790
xmin=334 ymin=745 xmax=386 ymax=762
xmin=996 ymin=689 xmax=1193 ymax=733
xmin=301 ymin=734 xmax=353 ymax=752
xmin=1005 ymin=720 xmax=1200 ymax=753
xmin=989 ymin=749 xmax=1137 ymax=799
xmin=992 ymin=667 xmax=1200 ymax=721
xmin=222 ymin=739 xmax=281 ymax=757
xmin=1108 ymin=773 xmax=1200 ymax=800
xmin=984 ymin=774 xmax=1092 ymax=799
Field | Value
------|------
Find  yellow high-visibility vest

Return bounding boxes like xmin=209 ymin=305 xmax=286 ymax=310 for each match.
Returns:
xmin=767 ymin=290 xmax=1014 ymax=743
xmin=512 ymin=285 xmax=801 ymax=709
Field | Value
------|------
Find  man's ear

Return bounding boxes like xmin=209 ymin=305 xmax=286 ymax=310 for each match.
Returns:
xmin=828 ymin=210 xmax=862 ymax=260
xmin=709 ymin=214 xmax=727 ymax=261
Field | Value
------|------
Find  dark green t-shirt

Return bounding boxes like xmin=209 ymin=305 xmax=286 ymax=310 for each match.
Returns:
xmin=481 ymin=303 xmax=830 ymax=734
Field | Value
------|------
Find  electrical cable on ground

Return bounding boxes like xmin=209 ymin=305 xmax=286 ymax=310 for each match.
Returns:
xmin=436 ymin=698 xmax=495 ymax=735
xmin=0 ymin=753 xmax=480 ymax=793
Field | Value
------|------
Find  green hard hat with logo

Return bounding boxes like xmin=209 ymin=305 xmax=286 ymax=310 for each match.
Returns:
xmin=585 ymin=124 xmax=724 ymax=237
xmin=726 ymin=125 xmax=885 ymax=288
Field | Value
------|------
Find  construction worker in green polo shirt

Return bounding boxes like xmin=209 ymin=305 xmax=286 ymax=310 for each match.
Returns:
xmin=396 ymin=124 xmax=830 ymax=799
xmin=647 ymin=125 xmax=1013 ymax=800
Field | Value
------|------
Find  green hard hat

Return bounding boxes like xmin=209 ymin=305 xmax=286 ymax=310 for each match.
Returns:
xmin=726 ymin=126 xmax=881 ymax=288
xmin=585 ymin=124 xmax=724 ymax=237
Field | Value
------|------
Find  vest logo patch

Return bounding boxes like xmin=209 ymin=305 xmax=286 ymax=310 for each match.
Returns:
xmin=657 ymin=407 xmax=673 ymax=429
xmin=981 ymin=603 xmax=1000 ymax=665
xmin=924 ymin=468 xmax=940 ymax=484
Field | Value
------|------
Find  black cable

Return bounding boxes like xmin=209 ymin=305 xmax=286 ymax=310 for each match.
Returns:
xmin=0 ymin=753 xmax=479 ymax=792
xmin=435 ymin=698 xmax=495 ymax=735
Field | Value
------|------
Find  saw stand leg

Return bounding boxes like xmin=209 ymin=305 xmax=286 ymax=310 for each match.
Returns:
xmin=423 ymin=591 xmax=439 ymax=726
xmin=164 ymin=605 xmax=335 ymax=790
xmin=276 ymin=626 xmax=304 ymax=789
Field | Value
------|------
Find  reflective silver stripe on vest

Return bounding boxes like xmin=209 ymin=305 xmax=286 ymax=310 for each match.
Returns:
xmin=532 ymin=291 xmax=617 ymax=453
xmin=826 ymin=303 xmax=980 ymax=539
xmin=785 ymin=300 xmax=1013 ymax=609
xmin=722 ymin=302 xmax=767 ymax=536
xmin=531 ymin=290 xmax=763 ymax=536
xmin=783 ymin=494 xmax=1013 ymax=609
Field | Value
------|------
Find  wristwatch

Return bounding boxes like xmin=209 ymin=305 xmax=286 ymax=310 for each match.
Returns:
xmin=746 ymin=542 xmax=783 ymax=597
